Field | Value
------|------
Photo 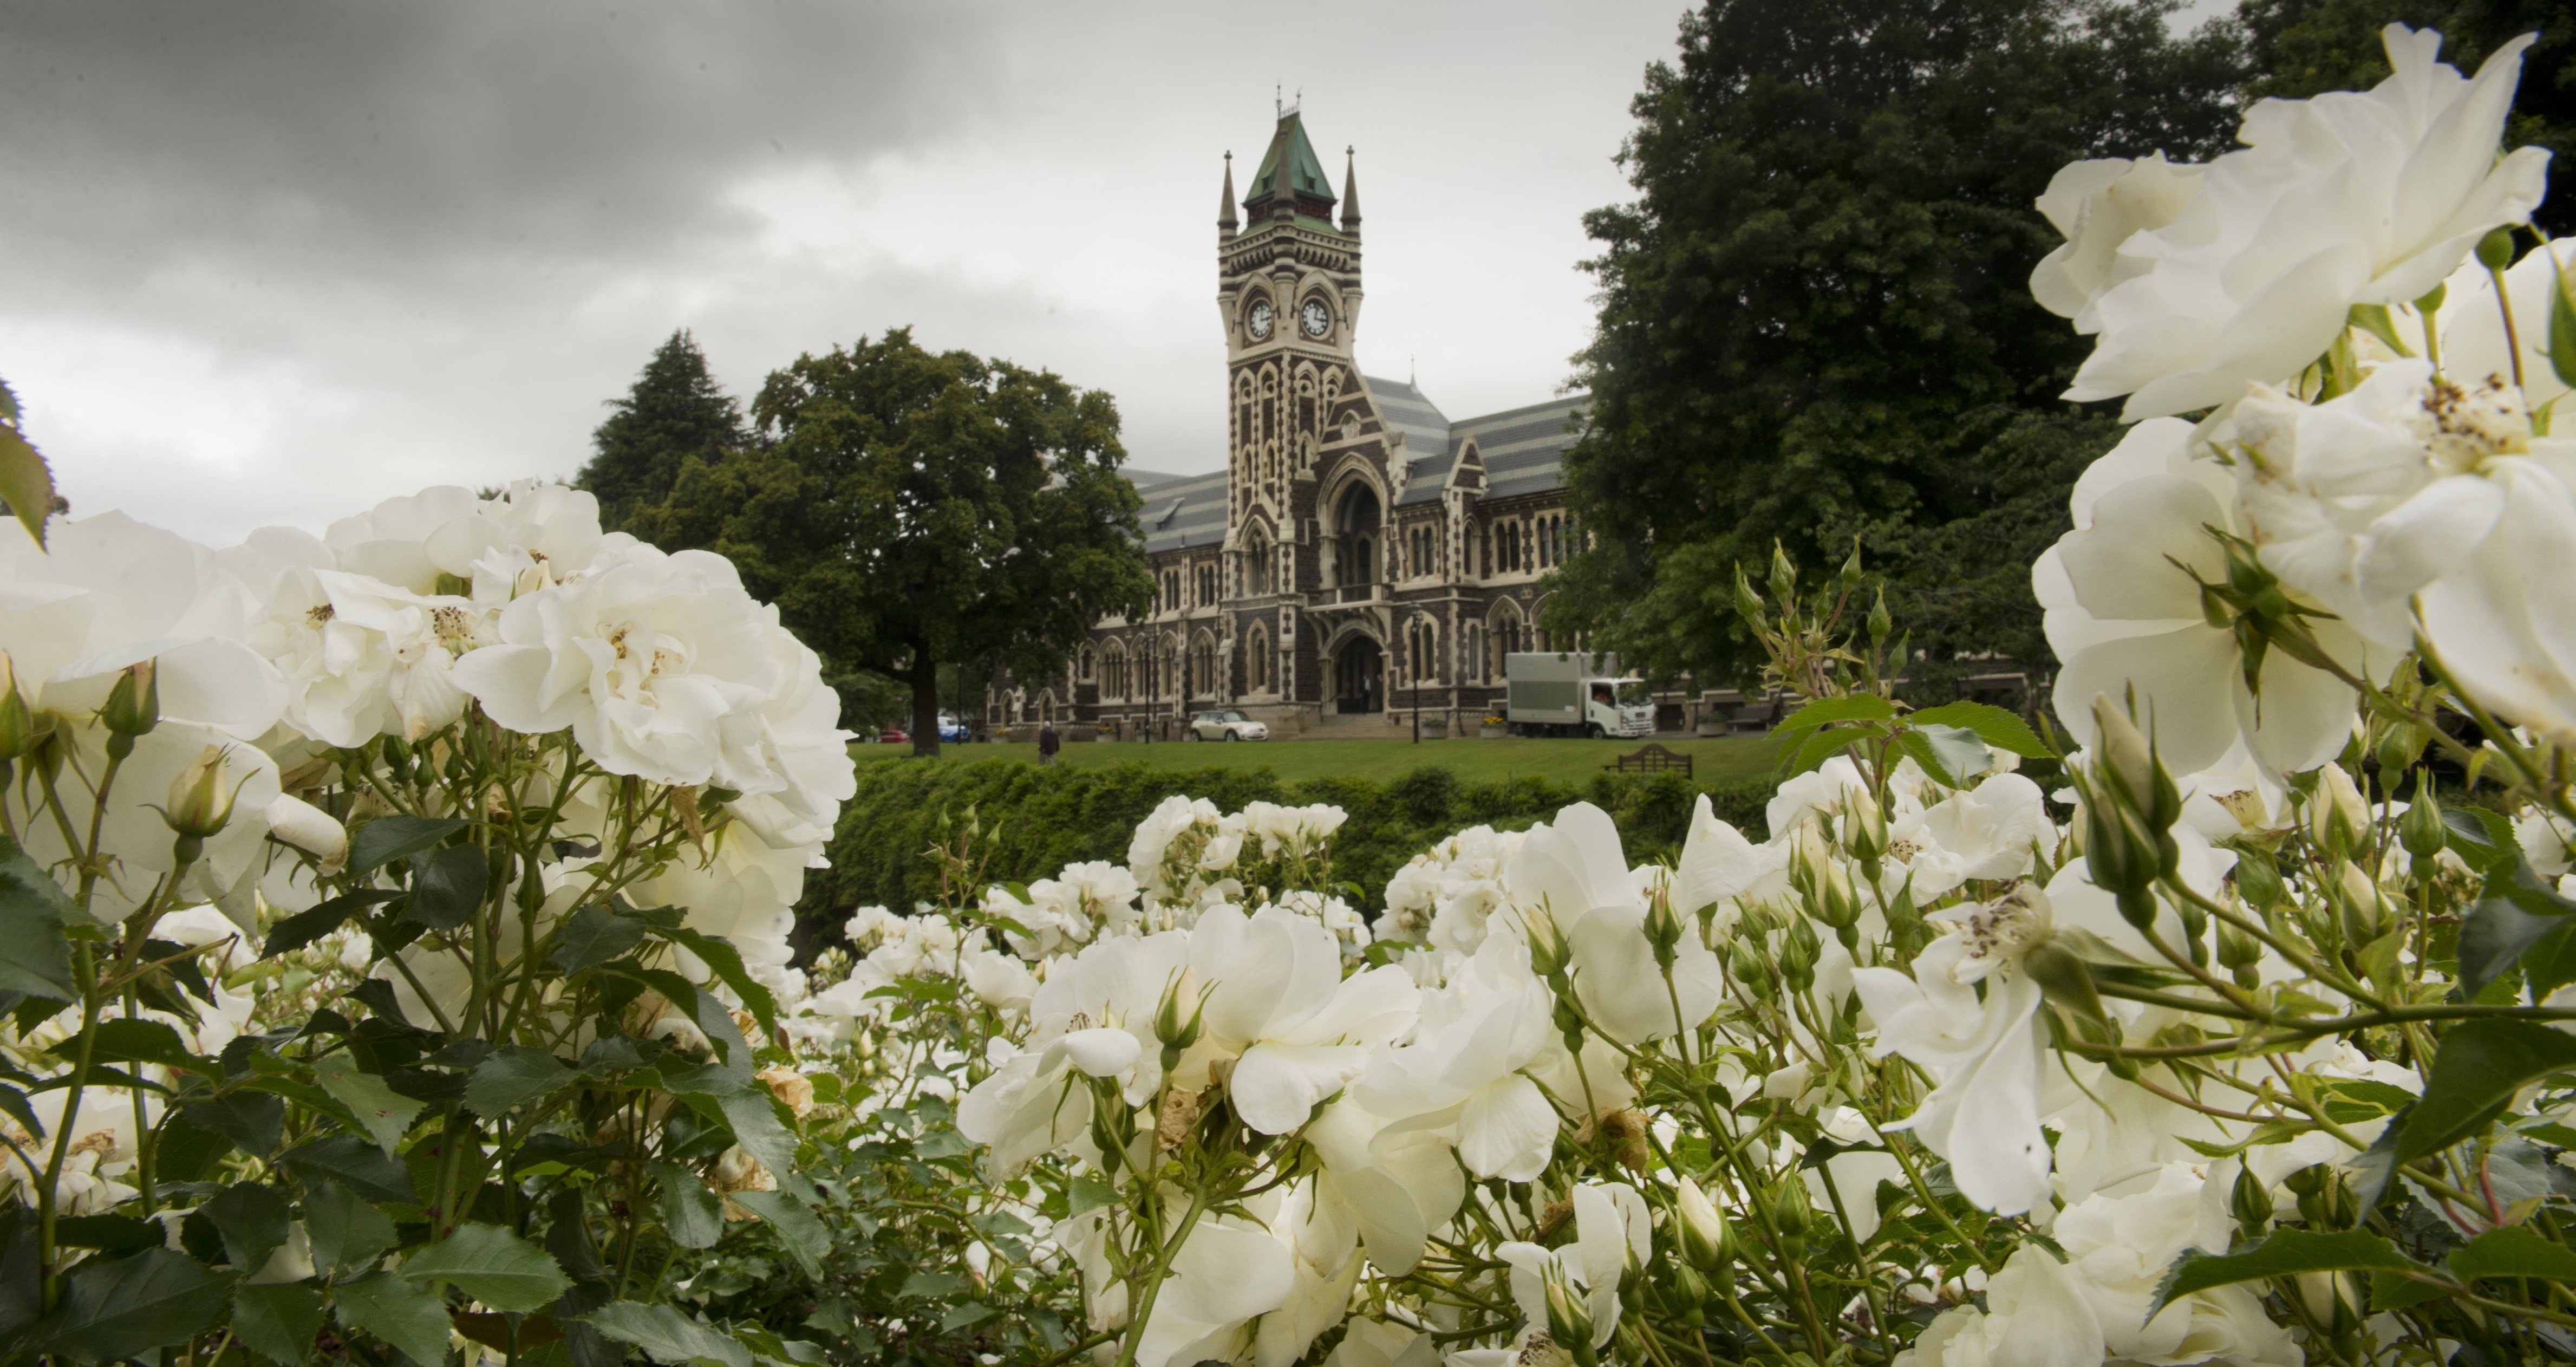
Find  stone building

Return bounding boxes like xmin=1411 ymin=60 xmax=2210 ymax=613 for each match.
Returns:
xmin=993 ymin=105 xmax=1594 ymax=738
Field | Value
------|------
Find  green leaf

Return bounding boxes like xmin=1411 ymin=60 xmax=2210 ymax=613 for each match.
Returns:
xmin=52 ymin=1214 xmax=165 ymax=1253
xmin=345 ymin=816 xmax=469 ymax=877
xmin=657 ymin=927 xmax=780 ymax=1041
xmin=203 ymin=1182 xmax=295 ymax=1275
xmin=333 ymin=1272 xmax=456 ymax=1367
xmin=2518 ymin=922 xmax=2576 ymax=1003
xmin=2450 ymin=1222 xmax=2576 ymax=1283
xmin=651 ymin=1162 xmax=725 ymax=1250
xmin=583 ymin=1301 xmax=753 ymax=1367
xmin=303 ymin=1181 xmax=399 ymax=1275
xmin=0 ymin=834 xmax=77 ymax=999
xmin=89 ymin=1017 xmax=217 ymax=1075
xmin=661 ymin=1063 xmax=797 ymax=1184
xmin=280 ymin=1135 xmax=419 ymax=1205
xmin=2398 ymin=1019 xmax=2576 ymax=1164
xmin=2444 ymin=806 xmax=2520 ymax=873
xmin=2549 ymin=249 xmax=2576 ymax=393
xmin=1064 ymin=1173 xmax=1117 ymax=1220
xmin=1909 ymin=700 xmax=2053 ymax=758
xmin=1776 ymin=694 xmax=1895 ymax=732
xmin=185 ymin=1090 xmax=286 ymax=1157
xmin=464 ymin=1046 xmax=578 ymax=1119
xmin=2150 ymin=1229 xmax=2429 ymax=1321
xmin=312 ymin=1054 xmax=425 ymax=1156
xmin=0 ymin=1082 xmax=38 ymax=1141
xmin=0 ymin=423 xmax=54 ymax=550
xmin=34 ymin=1248 xmax=233 ymax=1361
xmin=263 ymin=891 xmax=397 ymax=959
xmin=233 ymin=1282 xmax=325 ymax=1366
xmin=1784 ymin=720 xmax=1876 ymax=778
xmin=400 ymin=1223 xmax=569 ymax=1313
xmin=2454 ymin=835 xmax=2576 ymax=998
xmin=1894 ymin=724 xmax=1990 ymax=788
xmin=898 ymin=1271 xmax=965 ymax=1300
xmin=2460 ymin=894 xmax=2571 ymax=999
xmin=729 ymin=1189 xmax=829 ymax=1280
xmin=2371 ymin=1267 xmax=2455 ymax=1311
xmin=403 ymin=845 xmax=488 ymax=932
xmin=550 ymin=904 xmax=647 ymax=974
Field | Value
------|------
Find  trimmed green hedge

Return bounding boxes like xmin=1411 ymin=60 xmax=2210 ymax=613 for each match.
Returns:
xmin=793 ymin=759 xmax=1773 ymax=951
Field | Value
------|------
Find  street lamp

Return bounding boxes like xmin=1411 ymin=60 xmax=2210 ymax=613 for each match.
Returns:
xmin=1410 ymin=607 xmax=1430 ymax=744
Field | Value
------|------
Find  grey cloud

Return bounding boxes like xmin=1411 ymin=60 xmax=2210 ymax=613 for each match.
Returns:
xmin=0 ymin=1 xmax=1692 ymax=544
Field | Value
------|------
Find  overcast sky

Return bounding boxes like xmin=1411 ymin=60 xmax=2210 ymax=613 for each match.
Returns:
xmin=0 ymin=1 xmax=1697 ymax=545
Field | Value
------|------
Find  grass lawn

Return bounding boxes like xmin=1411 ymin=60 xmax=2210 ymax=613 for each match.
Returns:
xmin=849 ymin=733 xmax=1779 ymax=788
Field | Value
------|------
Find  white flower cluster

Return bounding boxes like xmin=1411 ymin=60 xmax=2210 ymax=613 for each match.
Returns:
xmin=2033 ymin=24 xmax=2576 ymax=759
xmin=0 ymin=481 xmax=855 ymax=984
xmin=857 ymin=764 xmax=2096 ymax=1364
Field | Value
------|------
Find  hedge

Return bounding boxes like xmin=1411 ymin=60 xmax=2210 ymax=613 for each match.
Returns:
xmin=792 ymin=759 xmax=1774 ymax=953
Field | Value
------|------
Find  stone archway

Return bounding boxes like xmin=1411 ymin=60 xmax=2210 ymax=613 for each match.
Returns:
xmin=1333 ymin=634 xmax=1384 ymax=714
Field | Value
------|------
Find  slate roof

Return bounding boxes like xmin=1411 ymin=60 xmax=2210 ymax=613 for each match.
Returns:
xmin=1364 ymin=379 xmax=1586 ymax=507
xmin=1117 ymin=383 xmax=1586 ymax=552
xmin=1451 ymin=394 xmax=1587 ymax=504
xmin=1136 ymin=469 xmax=1231 ymax=554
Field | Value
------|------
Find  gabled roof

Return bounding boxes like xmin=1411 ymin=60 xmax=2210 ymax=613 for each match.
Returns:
xmin=1453 ymin=395 xmax=1587 ymax=503
xmin=1363 ymin=377 xmax=1586 ymax=507
xmin=1243 ymin=111 xmax=1337 ymax=214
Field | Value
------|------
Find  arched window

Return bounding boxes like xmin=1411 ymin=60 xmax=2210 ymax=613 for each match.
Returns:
xmin=1192 ymin=634 xmax=1216 ymax=698
xmin=1407 ymin=620 xmax=1438 ymax=683
xmin=1079 ymin=645 xmax=1094 ymax=682
xmin=1249 ymin=626 xmax=1271 ymax=692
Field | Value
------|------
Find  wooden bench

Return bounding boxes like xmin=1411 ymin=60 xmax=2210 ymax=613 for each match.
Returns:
xmin=1606 ymin=743 xmax=1693 ymax=778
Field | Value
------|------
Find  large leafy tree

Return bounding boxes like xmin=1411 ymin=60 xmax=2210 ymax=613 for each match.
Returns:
xmin=2241 ymin=0 xmax=2576 ymax=232
xmin=576 ymin=328 xmax=748 ymax=533
xmin=640 ymin=328 xmax=1153 ymax=757
xmin=1548 ymin=0 xmax=2246 ymax=693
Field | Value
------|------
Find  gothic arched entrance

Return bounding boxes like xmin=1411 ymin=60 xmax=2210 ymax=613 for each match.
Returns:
xmin=1333 ymin=635 xmax=1384 ymax=714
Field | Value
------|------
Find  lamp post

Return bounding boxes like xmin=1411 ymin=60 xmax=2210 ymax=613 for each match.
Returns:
xmin=1410 ymin=607 xmax=1428 ymax=744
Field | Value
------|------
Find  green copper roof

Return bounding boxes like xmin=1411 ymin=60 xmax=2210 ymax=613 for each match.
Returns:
xmin=1246 ymin=110 xmax=1336 ymax=209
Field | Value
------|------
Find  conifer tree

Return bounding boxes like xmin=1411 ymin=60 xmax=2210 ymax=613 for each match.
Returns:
xmin=576 ymin=329 xmax=746 ymax=533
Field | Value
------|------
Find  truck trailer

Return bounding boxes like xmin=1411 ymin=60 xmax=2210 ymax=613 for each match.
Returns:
xmin=1504 ymin=652 xmax=1655 ymax=738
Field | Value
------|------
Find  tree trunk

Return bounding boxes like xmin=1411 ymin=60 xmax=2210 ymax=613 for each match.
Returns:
xmin=910 ymin=647 xmax=941 ymax=759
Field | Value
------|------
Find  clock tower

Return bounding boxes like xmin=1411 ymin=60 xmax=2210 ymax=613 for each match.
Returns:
xmin=1217 ymin=106 xmax=1379 ymax=708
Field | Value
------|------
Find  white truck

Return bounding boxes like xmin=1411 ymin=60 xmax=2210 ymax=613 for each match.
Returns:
xmin=1504 ymin=652 xmax=1655 ymax=738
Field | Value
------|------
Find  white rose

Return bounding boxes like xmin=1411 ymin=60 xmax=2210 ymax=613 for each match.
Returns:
xmin=2065 ymin=25 xmax=2549 ymax=420
xmin=2030 ymin=152 xmax=2204 ymax=330
xmin=451 ymin=539 xmax=789 ymax=790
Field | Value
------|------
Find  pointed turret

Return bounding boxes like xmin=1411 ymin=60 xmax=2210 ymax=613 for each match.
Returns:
xmin=1241 ymin=108 xmax=1336 ymax=229
xmin=1339 ymin=146 xmax=1361 ymax=236
xmin=1218 ymin=152 xmax=1238 ymax=238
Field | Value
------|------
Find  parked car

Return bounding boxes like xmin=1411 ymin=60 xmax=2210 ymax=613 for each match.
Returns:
xmin=937 ymin=713 xmax=973 ymax=743
xmin=1184 ymin=708 xmax=1268 ymax=741
xmin=877 ymin=726 xmax=911 ymax=745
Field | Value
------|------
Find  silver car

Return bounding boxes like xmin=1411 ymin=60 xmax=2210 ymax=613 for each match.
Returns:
xmin=1184 ymin=708 xmax=1269 ymax=741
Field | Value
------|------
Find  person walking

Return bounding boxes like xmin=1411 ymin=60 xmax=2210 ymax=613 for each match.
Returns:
xmin=1038 ymin=720 xmax=1060 ymax=766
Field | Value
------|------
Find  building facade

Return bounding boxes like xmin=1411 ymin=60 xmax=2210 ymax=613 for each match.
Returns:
xmin=994 ymin=107 xmax=1591 ymax=738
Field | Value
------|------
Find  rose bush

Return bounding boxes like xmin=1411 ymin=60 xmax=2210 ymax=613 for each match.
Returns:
xmin=19 ymin=22 xmax=2576 ymax=1367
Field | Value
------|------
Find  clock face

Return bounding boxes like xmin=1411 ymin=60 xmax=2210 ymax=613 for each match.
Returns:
xmin=1301 ymin=298 xmax=1331 ymax=338
xmin=1246 ymin=300 xmax=1274 ymax=340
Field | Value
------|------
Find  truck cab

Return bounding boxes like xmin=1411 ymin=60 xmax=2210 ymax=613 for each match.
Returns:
xmin=1503 ymin=652 xmax=1656 ymax=738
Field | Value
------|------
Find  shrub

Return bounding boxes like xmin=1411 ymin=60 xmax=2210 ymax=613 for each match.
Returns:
xmin=794 ymin=759 xmax=1770 ymax=948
